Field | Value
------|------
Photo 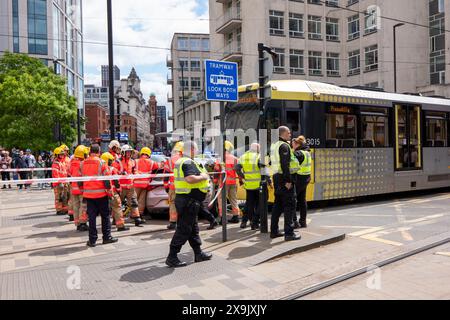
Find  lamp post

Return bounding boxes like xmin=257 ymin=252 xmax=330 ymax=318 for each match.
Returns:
xmin=52 ymin=58 xmax=65 ymax=145
xmin=107 ymin=0 xmax=115 ymax=141
xmin=180 ymin=60 xmax=186 ymax=131
xmin=393 ymin=23 xmax=404 ymax=93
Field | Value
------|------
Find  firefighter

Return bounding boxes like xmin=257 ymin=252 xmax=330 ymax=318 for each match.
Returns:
xmin=165 ymin=140 xmax=212 ymax=268
xmin=80 ymin=144 xmax=118 ymax=247
xmin=113 ymin=145 xmax=144 ymax=226
xmin=52 ymin=147 xmax=69 ymax=216
xmin=215 ymin=141 xmax=240 ymax=224
xmin=134 ymin=147 xmax=161 ymax=220
xmin=68 ymin=145 xmax=88 ymax=231
xmin=108 ymin=140 xmax=121 ymax=160
xmin=163 ymin=141 xmax=184 ymax=230
xmin=102 ymin=152 xmax=129 ymax=232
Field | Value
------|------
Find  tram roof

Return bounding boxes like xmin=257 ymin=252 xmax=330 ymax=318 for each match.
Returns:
xmin=239 ymin=80 xmax=450 ymax=109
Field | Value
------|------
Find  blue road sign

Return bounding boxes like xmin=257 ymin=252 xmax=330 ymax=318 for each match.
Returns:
xmin=205 ymin=60 xmax=238 ymax=102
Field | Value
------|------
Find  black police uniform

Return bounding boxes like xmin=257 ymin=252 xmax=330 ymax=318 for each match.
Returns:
xmin=270 ymin=139 xmax=297 ymax=238
xmin=293 ymin=147 xmax=311 ymax=227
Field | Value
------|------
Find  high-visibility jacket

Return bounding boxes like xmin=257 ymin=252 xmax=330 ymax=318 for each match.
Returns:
xmin=69 ymin=158 xmax=83 ymax=195
xmin=238 ymin=151 xmax=261 ymax=190
xmin=80 ymin=156 xmax=110 ymax=199
xmin=270 ymin=141 xmax=300 ymax=175
xmin=174 ymin=157 xmax=210 ymax=195
xmin=63 ymin=156 xmax=71 ymax=171
xmin=214 ymin=152 xmax=238 ymax=186
xmin=52 ymin=158 xmax=67 ymax=188
xmin=163 ymin=153 xmax=182 ymax=190
xmin=107 ymin=166 xmax=121 ymax=193
xmin=134 ymin=157 xmax=160 ymax=189
xmin=112 ymin=157 xmax=135 ymax=190
xmin=297 ymin=150 xmax=312 ymax=176
xmin=110 ymin=150 xmax=120 ymax=161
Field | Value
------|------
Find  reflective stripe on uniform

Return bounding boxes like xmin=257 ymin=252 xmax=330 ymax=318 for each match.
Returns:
xmin=270 ymin=141 xmax=300 ymax=174
xmin=297 ymin=150 xmax=312 ymax=176
xmin=174 ymin=157 xmax=210 ymax=194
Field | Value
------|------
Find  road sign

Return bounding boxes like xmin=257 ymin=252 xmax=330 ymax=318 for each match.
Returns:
xmin=205 ymin=60 xmax=238 ymax=102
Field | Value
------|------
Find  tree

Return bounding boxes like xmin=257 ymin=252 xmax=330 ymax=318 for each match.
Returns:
xmin=0 ymin=52 xmax=77 ymax=151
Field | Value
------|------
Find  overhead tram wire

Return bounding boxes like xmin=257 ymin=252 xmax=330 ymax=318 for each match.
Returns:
xmin=0 ymin=33 xmax=447 ymax=67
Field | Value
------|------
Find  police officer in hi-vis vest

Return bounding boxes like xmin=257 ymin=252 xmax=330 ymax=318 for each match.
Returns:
xmin=292 ymin=136 xmax=312 ymax=229
xmin=166 ymin=141 xmax=213 ymax=268
xmin=269 ymin=126 xmax=301 ymax=241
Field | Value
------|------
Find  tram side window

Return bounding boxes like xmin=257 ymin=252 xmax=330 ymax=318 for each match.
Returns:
xmin=425 ymin=112 xmax=447 ymax=147
xmin=360 ymin=114 xmax=389 ymax=147
xmin=326 ymin=114 xmax=357 ymax=148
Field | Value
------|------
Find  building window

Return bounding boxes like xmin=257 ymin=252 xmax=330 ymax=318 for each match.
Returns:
xmin=326 ymin=0 xmax=339 ymax=6
xmin=326 ymin=52 xmax=340 ymax=76
xmin=365 ymin=45 xmax=378 ymax=72
xmin=67 ymin=71 xmax=75 ymax=96
xmin=269 ymin=10 xmax=285 ymax=36
xmin=347 ymin=14 xmax=360 ymax=41
xmin=201 ymin=38 xmax=209 ymax=52
xmin=308 ymin=0 xmax=321 ymax=4
xmin=179 ymin=77 xmax=189 ymax=89
xmin=179 ymin=58 xmax=189 ymax=70
xmin=190 ymin=59 xmax=201 ymax=72
xmin=289 ymin=13 xmax=304 ymax=38
xmin=290 ymin=49 xmax=304 ymax=75
xmin=191 ymin=77 xmax=201 ymax=91
xmin=326 ymin=17 xmax=339 ymax=41
xmin=177 ymin=37 xmax=189 ymax=50
xmin=308 ymin=51 xmax=322 ymax=76
xmin=190 ymin=38 xmax=202 ymax=51
xmin=425 ymin=112 xmax=447 ymax=147
xmin=366 ymin=82 xmax=380 ymax=88
xmin=308 ymin=15 xmax=322 ymax=40
xmin=273 ymin=48 xmax=286 ymax=73
xmin=348 ymin=49 xmax=360 ymax=75
xmin=348 ymin=0 xmax=358 ymax=5
xmin=13 ymin=0 xmax=19 ymax=53
xmin=364 ymin=7 xmax=378 ymax=35
xmin=27 ymin=0 xmax=48 ymax=55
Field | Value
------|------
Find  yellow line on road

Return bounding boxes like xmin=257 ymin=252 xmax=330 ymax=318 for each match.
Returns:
xmin=360 ymin=234 xmax=403 ymax=246
xmin=322 ymin=225 xmax=374 ymax=229
xmin=435 ymin=252 xmax=450 ymax=257
xmin=348 ymin=227 xmax=385 ymax=237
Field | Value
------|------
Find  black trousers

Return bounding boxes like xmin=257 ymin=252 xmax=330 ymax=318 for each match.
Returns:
xmin=199 ymin=205 xmax=215 ymax=224
xmin=294 ymin=175 xmax=310 ymax=223
xmin=243 ymin=189 xmax=260 ymax=225
xmin=1 ymin=172 xmax=11 ymax=186
xmin=271 ymin=174 xmax=296 ymax=236
xmin=86 ymin=197 xmax=112 ymax=243
xmin=18 ymin=172 xmax=28 ymax=189
xmin=170 ymin=196 xmax=202 ymax=255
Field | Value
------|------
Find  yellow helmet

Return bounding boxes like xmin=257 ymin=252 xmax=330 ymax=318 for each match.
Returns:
xmin=53 ymin=147 xmax=64 ymax=156
xmin=224 ymin=141 xmax=234 ymax=152
xmin=173 ymin=141 xmax=184 ymax=153
xmin=84 ymin=146 xmax=90 ymax=155
xmin=60 ymin=144 xmax=69 ymax=151
xmin=140 ymin=147 xmax=152 ymax=157
xmin=74 ymin=145 xmax=86 ymax=159
xmin=101 ymin=152 xmax=115 ymax=163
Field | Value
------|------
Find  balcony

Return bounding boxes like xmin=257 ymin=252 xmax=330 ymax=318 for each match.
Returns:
xmin=167 ymin=73 xmax=173 ymax=85
xmin=168 ymin=92 xmax=174 ymax=103
xmin=166 ymin=55 xmax=173 ymax=67
xmin=216 ymin=0 xmax=232 ymax=3
xmin=216 ymin=7 xmax=242 ymax=34
xmin=222 ymin=42 xmax=243 ymax=62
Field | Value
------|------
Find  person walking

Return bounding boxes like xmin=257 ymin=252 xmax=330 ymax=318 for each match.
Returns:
xmin=15 ymin=150 xmax=28 ymax=190
xmin=35 ymin=155 xmax=46 ymax=190
xmin=25 ymin=149 xmax=36 ymax=185
xmin=1 ymin=150 xmax=12 ymax=189
xmin=80 ymin=144 xmax=118 ymax=248
xmin=292 ymin=136 xmax=311 ymax=229
xmin=165 ymin=140 xmax=212 ymax=268
xmin=269 ymin=126 xmax=301 ymax=241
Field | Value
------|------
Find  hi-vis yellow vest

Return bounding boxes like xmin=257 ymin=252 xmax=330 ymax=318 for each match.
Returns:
xmin=238 ymin=151 xmax=261 ymax=190
xmin=174 ymin=157 xmax=210 ymax=195
xmin=270 ymin=141 xmax=300 ymax=174
xmin=297 ymin=150 xmax=311 ymax=176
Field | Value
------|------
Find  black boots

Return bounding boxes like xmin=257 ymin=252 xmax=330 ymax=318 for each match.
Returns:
xmin=69 ymin=215 xmax=74 ymax=222
xmin=167 ymin=222 xmax=177 ymax=230
xmin=240 ymin=220 xmax=248 ymax=229
xmin=117 ymin=226 xmax=130 ymax=232
xmin=228 ymin=215 xmax=240 ymax=224
xmin=194 ymin=251 xmax=213 ymax=263
xmin=165 ymin=256 xmax=187 ymax=268
xmin=77 ymin=224 xmax=88 ymax=232
xmin=207 ymin=221 xmax=218 ymax=230
xmin=285 ymin=234 xmax=301 ymax=241
xmin=134 ymin=217 xmax=144 ymax=227
xmin=102 ymin=237 xmax=119 ymax=245
xmin=293 ymin=221 xmax=301 ymax=229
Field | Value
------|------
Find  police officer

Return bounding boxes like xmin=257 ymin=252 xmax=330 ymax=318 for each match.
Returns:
xmin=166 ymin=141 xmax=212 ymax=268
xmin=292 ymin=136 xmax=311 ymax=229
xmin=270 ymin=126 xmax=301 ymax=241
xmin=80 ymin=144 xmax=118 ymax=247
xmin=236 ymin=143 xmax=262 ymax=230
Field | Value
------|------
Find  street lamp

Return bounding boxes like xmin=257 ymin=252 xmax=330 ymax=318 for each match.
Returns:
xmin=393 ymin=23 xmax=404 ymax=93
xmin=50 ymin=58 xmax=65 ymax=145
xmin=107 ymin=0 xmax=115 ymax=141
xmin=180 ymin=60 xmax=186 ymax=131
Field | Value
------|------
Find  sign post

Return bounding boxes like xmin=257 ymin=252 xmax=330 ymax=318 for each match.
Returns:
xmin=205 ymin=59 xmax=239 ymax=243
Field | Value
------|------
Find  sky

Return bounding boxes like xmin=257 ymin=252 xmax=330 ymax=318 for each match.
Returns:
xmin=82 ymin=0 xmax=210 ymax=131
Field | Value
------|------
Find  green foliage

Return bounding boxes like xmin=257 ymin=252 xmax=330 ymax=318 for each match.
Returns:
xmin=0 ymin=52 xmax=77 ymax=151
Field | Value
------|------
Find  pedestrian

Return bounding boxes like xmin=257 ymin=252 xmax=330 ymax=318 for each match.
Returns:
xmin=80 ymin=144 xmax=118 ymax=247
xmin=14 ymin=150 xmax=28 ymax=190
xmin=24 ymin=149 xmax=36 ymax=184
xmin=269 ymin=126 xmax=301 ymax=241
xmin=134 ymin=147 xmax=161 ymax=222
xmin=1 ymin=150 xmax=12 ymax=189
xmin=165 ymin=140 xmax=212 ymax=268
xmin=68 ymin=145 xmax=89 ymax=231
xmin=292 ymin=136 xmax=311 ymax=229
xmin=112 ymin=145 xmax=144 ymax=226
xmin=236 ymin=143 xmax=262 ymax=230
xmin=44 ymin=152 xmax=53 ymax=188
xmin=35 ymin=155 xmax=46 ymax=190
xmin=52 ymin=147 xmax=69 ymax=216
xmin=215 ymin=141 xmax=240 ymax=224
xmin=163 ymin=141 xmax=184 ymax=230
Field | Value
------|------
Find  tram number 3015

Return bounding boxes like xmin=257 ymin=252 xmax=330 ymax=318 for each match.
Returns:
xmin=305 ymin=138 xmax=321 ymax=146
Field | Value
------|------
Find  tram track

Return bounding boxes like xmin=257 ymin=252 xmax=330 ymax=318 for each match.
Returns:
xmin=281 ymin=236 xmax=450 ymax=300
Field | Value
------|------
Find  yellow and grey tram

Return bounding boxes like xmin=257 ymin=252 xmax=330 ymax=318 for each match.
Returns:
xmin=226 ymin=80 xmax=450 ymax=202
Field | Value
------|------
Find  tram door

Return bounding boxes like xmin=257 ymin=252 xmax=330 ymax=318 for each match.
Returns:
xmin=285 ymin=109 xmax=302 ymax=138
xmin=395 ymin=105 xmax=422 ymax=170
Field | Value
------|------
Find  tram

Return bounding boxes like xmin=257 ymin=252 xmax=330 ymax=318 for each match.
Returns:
xmin=226 ymin=80 xmax=450 ymax=202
